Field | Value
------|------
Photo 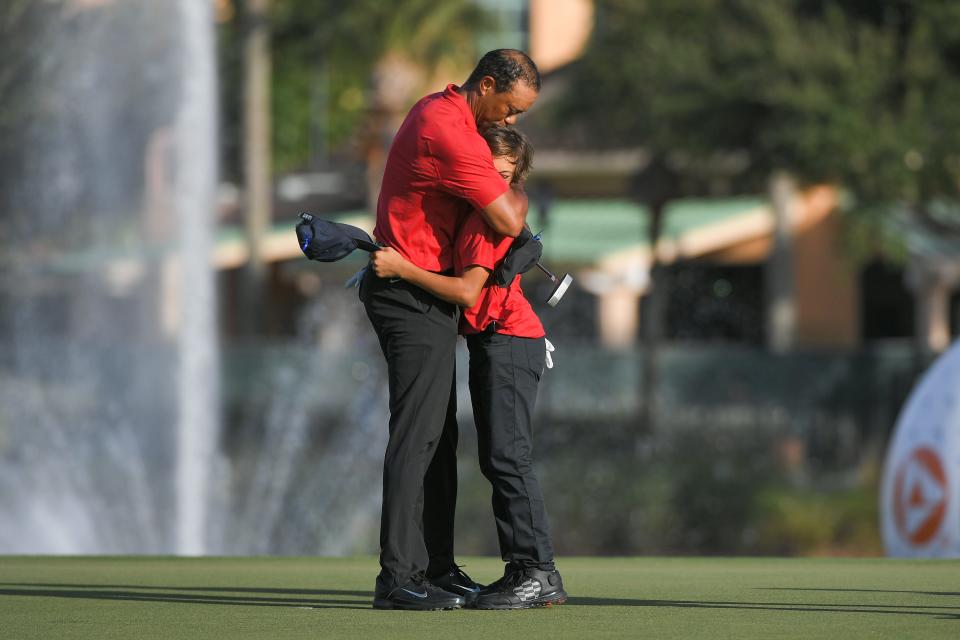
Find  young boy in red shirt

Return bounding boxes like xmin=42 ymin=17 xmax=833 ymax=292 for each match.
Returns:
xmin=371 ymin=127 xmax=566 ymax=610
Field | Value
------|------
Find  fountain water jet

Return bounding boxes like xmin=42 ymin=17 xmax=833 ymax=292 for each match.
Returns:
xmin=172 ymin=0 xmax=220 ymax=557
xmin=0 ymin=0 xmax=220 ymax=555
xmin=0 ymin=0 xmax=393 ymax=557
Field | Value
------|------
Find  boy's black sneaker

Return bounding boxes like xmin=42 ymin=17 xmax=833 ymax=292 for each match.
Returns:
xmin=428 ymin=565 xmax=483 ymax=607
xmin=475 ymin=565 xmax=567 ymax=610
xmin=372 ymin=573 xmax=465 ymax=611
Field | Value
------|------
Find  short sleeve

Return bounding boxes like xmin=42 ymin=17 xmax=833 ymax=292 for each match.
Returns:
xmin=455 ymin=214 xmax=499 ymax=273
xmin=428 ymin=128 xmax=510 ymax=210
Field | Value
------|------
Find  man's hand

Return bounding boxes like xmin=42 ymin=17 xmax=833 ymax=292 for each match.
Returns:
xmin=370 ymin=246 xmax=409 ymax=279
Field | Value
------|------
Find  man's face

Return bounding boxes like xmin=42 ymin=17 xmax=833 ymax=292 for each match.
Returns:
xmin=475 ymin=76 xmax=538 ymax=129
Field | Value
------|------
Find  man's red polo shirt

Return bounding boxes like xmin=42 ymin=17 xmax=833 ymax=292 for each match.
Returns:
xmin=374 ymin=84 xmax=509 ymax=273
xmin=454 ymin=213 xmax=545 ymax=339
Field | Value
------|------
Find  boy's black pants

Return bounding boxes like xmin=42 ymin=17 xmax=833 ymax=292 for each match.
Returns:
xmin=466 ymin=331 xmax=555 ymax=571
xmin=361 ymin=270 xmax=459 ymax=591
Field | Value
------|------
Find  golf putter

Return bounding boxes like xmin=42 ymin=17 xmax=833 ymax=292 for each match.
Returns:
xmin=528 ymin=229 xmax=572 ymax=307
xmin=535 ymin=262 xmax=573 ymax=307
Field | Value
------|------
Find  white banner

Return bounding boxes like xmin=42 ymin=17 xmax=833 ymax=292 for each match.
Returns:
xmin=881 ymin=342 xmax=960 ymax=557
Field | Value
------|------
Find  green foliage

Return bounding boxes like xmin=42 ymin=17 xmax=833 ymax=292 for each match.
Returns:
xmin=840 ymin=200 xmax=911 ymax=266
xmin=219 ymin=0 xmax=486 ymax=175
xmin=752 ymin=483 xmax=882 ymax=555
xmin=491 ymin=423 xmax=786 ymax=556
xmin=563 ymin=0 xmax=960 ymax=221
xmin=458 ymin=418 xmax=890 ymax=557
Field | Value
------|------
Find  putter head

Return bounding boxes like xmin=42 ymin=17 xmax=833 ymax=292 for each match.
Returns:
xmin=546 ymin=273 xmax=574 ymax=307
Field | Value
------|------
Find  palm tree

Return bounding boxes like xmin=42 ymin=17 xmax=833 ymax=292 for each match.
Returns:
xmin=270 ymin=0 xmax=488 ymax=206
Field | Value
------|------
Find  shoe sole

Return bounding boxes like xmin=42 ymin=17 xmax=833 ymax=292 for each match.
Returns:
xmin=372 ymin=598 xmax=463 ymax=611
xmin=475 ymin=590 xmax=568 ymax=610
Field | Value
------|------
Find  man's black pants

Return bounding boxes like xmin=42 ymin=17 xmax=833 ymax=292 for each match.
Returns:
xmin=361 ymin=270 xmax=459 ymax=591
xmin=466 ymin=332 xmax=555 ymax=571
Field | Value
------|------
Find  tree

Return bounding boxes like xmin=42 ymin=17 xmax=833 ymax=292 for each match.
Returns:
xmin=562 ymin=0 xmax=960 ymax=234
xmin=219 ymin=0 xmax=487 ymax=178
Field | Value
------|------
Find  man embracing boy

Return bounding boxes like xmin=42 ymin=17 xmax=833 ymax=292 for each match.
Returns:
xmin=372 ymin=126 xmax=566 ymax=610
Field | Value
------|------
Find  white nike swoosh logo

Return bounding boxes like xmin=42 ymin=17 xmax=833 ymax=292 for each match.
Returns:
xmin=401 ymin=588 xmax=428 ymax=598
xmin=452 ymin=584 xmax=480 ymax=592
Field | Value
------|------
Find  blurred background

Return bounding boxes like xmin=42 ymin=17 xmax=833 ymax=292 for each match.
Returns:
xmin=2 ymin=0 xmax=959 ymax=557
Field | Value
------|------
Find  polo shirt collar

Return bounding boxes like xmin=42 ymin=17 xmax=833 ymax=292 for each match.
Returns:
xmin=444 ymin=83 xmax=477 ymax=130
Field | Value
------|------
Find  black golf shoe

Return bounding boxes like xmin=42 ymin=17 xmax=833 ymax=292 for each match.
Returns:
xmin=372 ymin=573 xmax=465 ymax=611
xmin=428 ymin=565 xmax=483 ymax=607
xmin=475 ymin=565 xmax=567 ymax=610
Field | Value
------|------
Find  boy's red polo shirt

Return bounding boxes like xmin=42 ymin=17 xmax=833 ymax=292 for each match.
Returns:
xmin=374 ymin=84 xmax=509 ymax=273
xmin=454 ymin=213 xmax=545 ymax=339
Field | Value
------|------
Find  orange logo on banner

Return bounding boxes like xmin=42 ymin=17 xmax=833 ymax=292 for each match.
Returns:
xmin=893 ymin=447 xmax=948 ymax=546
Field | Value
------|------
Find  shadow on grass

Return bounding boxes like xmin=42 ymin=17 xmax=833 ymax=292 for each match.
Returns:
xmin=761 ymin=587 xmax=960 ymax=598
xmin=2 ymin=584 xmax=957 ymax=619
xmin=566 ymin=597 xmax=960 ymax=620
xmin=0 ymin=583 xmax=372 ymax=610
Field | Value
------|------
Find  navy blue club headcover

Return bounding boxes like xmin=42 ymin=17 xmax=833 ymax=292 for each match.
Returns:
xmin=296 ymin=212 xmax=378 ymax=262
xmin=494 ymin=227 xmax=543 ymax=286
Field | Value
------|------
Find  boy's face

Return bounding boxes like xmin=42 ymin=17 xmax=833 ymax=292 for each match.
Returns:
xmin=493 ymin=154 xmax=517 ymax=184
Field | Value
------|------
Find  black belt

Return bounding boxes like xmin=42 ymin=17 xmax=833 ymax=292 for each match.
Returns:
xmin=481 ymin=321 xmax=498 ymax=334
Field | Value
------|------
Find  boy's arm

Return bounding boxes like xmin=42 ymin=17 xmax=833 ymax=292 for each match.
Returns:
xmin=370 ymin=247 xmax=489 ymax=307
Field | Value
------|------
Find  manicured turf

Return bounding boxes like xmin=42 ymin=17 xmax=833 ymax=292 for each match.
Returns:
xmin=0 ymin=556 xmax=956 ymax=639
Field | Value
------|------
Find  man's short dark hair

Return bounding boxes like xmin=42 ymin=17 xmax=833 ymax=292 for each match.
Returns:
xmin=465 ymin=49 xmax=541 ymax=93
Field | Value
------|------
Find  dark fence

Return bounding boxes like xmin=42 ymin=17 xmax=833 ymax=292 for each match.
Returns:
xmin=223 ymin=339 xmax=922 ymax=556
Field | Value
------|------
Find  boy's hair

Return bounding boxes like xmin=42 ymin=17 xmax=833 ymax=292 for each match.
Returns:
xmin=481 ymin=126 xmax=533 ymax=185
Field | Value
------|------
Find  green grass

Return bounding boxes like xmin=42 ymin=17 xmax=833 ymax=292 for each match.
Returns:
xmin=0 ymin=556 xmax=957 ymax=639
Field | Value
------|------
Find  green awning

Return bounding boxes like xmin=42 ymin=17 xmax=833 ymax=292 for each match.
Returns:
xmin=532 ymin=196 xmax=766 ymax=264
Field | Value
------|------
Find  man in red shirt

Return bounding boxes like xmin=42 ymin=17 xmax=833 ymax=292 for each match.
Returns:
xmin=371 ymin=127 xmax=567 ymax=609
xmin=361 ymin=49 xmax=540 ymax=611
